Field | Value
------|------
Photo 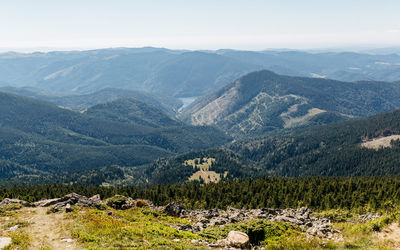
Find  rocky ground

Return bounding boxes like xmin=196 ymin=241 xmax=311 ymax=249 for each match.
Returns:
xmin=0 ymin=193 xmax=393 ymax=249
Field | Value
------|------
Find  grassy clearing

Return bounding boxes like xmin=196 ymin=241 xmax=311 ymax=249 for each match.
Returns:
xmin=69 ymin=207 xmax=204 ymax=249
xmin=183 ymin=157 xmax=216 ymax=171
xmin=330 ymin=211 xmax=400 ymax=249
xmin=189 ymin=170 xmax=221 ymax=184
xmin=360 ymin=135 xmax=400 ymax=150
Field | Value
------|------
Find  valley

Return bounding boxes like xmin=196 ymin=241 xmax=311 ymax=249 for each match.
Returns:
xmin=1 ymin=48 xmax=400 ymax=249
xmin=2 ymin=1 xmax=400 ymax=249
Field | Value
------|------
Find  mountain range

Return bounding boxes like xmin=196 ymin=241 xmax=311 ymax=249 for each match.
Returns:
xmin=1 ymin=48 xmax=400 ymax=99
xmin=1 ymin=48 xmax=400 ymax=186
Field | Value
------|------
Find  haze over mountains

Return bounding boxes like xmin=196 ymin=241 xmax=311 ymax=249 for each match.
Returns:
xmin=1 ymin=47 xmax=400 ymax=99
xmin=1 ymin=47 xmax=400 ymax=186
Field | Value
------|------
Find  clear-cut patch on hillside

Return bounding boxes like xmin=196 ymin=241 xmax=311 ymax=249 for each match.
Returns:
xmin=360 ymin=135 xmax=400 ymax=150
xmin=183 ymin=157 xmax=227 ymax=184
xmin=281 ymin=108 xmax=326 ymax=128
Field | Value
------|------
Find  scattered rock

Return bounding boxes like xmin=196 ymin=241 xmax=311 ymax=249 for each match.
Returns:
xmin=359 ymin=212 xmax=381 ymax=222
xmin=65 ymin=204 xmax=73 ymax=213
xmin=272 ymin=215 xmax=304 ymax=225
xmin=164 ymin=201 xmax=187 ymax=217
xmin=8 ymin=225 xmax=19 ymax=231
xmin=175 ymin=206 xmax=338 ymax=239
xmin=0 ymin=237 xmax=12 ymax=249
xmin=61 ymin=238 xmax=74 ymax=243
xmin=0 ymin=198 xmax=31 ymax=207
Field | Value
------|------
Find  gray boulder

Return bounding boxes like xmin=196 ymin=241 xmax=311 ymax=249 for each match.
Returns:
xmin=215 ymin=231 xmax=250 ymax=248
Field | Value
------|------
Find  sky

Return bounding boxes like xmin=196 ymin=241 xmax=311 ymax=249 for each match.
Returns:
xmin=1 ymin=0 xmax=400 ymax=52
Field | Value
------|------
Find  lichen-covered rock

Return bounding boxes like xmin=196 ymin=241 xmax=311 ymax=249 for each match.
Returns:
xmin=106 ymin=195 xmax=135 ymax=210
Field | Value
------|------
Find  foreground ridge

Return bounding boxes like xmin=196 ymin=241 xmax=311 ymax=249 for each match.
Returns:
xmin=1 ymin=193 xmax=399 ymax=249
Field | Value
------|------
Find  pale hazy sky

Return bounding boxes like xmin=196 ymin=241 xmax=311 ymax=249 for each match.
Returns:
xmin=1 ymin=0 xmax=400 ymax=52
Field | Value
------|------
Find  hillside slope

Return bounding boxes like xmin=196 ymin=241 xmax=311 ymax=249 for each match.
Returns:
xmin=0 ymin=87 xmax=181 ymax=114
xmin=0 ymin=92 xmax=230 ymax=179
xmin=85 ymin=98 xmax=182 ymax=128
xmin=181 ymin=70 xmax=400 ymax=137
xmin=143 ymin=108 xmax=400 ymax=186
xmin=230 ymin=108 xmax=400 ymax=177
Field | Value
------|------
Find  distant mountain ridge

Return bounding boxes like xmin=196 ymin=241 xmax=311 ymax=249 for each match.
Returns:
xmin=0 ymin=87 xmax=182 ymax=114
xmin=180 ymin=70 xmax=400 ymax=137
xmin=1 ymin=47 xmax=400 ymax=98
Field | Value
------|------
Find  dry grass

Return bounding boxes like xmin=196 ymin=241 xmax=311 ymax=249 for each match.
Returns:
xmin=376 ymin=222 xmax=400 ymax=249
xmin=184 ymin=158 xmax=224 ymax=183
xmin=361 ymin=135 xmax=400 ymax=150
xmin=183 ymin=157 xmax=216 ymax=171
xmin=189 ymin=170 xmax=221 ymax=184
xmin=282 ymin=107 xmax=326 ymax=128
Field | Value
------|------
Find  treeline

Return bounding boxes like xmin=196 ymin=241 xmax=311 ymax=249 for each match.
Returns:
xmin=1 ymin=177 xmax=399 ymax=211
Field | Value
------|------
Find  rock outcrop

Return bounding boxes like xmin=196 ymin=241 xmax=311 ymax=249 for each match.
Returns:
xmin=47 ymin=193 xmax=102 ymax=212
xmin=0 ymin=198 xmax=31 ymax=208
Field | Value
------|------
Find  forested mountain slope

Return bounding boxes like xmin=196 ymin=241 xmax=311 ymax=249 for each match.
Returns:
xmin=229 ymin=109 xmax=400 ymax=177
xmin=142 ymin=108 xmax=400 ymax=186
xmin=0 ymin=92 xmax=230 ymax=179
xmin=85 ymin=98 xmax=182 ymax=128
xmin=0 ymin=87 xmax=181 ymax=114
xmin=181 ymin=70 xmax=400 ymax=137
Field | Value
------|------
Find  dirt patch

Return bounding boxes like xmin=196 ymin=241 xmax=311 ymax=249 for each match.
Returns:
xmin=376 ymin=223 xmax=400 ymax=249
xmin=360 ymin=135 xmax=400 ymax=150
xmin=15 ymin=207 xmax=80 ymax=249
